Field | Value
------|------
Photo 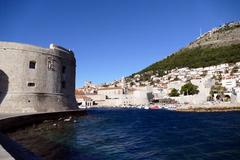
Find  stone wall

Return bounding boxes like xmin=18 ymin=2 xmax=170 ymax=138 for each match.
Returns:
xmin=0 ymin=42 xmax=77 ymax=113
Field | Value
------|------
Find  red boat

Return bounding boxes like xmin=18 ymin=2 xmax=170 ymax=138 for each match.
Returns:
xmin=149 ymin=105 xmax=160 ymax=110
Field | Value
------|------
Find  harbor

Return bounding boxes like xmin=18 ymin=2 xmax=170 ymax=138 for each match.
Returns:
xmin=5 ymin=109 xmax=240 ymax=160
xmin=1 ymin=0 xmax=240 ymax=159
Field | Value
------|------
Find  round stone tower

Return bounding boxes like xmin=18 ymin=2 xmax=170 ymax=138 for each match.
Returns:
xmin=0 ymin=42 xmax=78 ymax=113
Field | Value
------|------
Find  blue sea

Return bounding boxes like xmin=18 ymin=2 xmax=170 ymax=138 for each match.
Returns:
xmin=8 ymin=109 xmax=240 ymax=160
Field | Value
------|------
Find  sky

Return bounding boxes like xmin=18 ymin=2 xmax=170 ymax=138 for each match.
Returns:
xmin=0 ymin=0 xmax=240 ymax=87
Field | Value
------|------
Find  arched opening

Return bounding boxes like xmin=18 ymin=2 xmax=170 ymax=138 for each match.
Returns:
xmin=216 ymin=95 xmax=223 ymax=101
xmin=0 ymin=70 xmax=9 ymax=105
xmin=224 ymin=95 xmax=231 ymax=102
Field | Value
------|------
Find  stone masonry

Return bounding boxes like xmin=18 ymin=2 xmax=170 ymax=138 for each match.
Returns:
xmin=0 ymin=42 xmax=78 ymax=113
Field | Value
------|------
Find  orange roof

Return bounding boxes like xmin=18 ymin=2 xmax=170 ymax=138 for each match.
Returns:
xmin=76 ymin=95 xmax=92 ymax=101
xmin=75 ymin=88 xmax=85 ymax=95
xmin=98 ymin=87 xmax=123 ymax=91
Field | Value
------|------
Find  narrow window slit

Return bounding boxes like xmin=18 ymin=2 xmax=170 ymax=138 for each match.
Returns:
xmin=29 ymin=61 xmax=36 ymax=69
xmin=28 ymin=82 xmax=35 ymax=87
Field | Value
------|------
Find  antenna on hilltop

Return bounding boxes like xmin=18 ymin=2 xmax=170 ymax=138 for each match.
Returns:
xmin=200 ymin=27 xmax=202 ymax=37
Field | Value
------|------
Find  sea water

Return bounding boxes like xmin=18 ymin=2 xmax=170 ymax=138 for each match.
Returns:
xmin=8 ymin=109 xmax=240 ymax=160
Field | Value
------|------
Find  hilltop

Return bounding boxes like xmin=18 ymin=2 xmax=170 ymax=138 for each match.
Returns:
xmin=129 ymin=22 xmax=240 ymax=80
xmin=187 ymin=22 xmax=240 ymax=49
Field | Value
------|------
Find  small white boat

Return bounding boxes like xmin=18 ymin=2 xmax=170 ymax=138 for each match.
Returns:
xmin=78 ymin=106 xmax=87 ymax=109
xmin=144 ymin=106 xmax=149 ymax=110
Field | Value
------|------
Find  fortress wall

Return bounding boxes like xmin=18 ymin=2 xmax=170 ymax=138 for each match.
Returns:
xmin=0 ymin=42 xmax=77 ymax=113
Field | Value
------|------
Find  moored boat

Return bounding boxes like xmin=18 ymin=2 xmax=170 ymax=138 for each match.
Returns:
xmin=149 ymin=105 xmax=160 ymax=110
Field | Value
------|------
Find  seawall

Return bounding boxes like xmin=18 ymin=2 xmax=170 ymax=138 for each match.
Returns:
xmin=0 ymin=110 xmax=87 ymax=159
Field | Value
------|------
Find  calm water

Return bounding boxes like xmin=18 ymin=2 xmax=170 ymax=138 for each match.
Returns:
xmin=8 ymin=109 xmax=240 ymax=160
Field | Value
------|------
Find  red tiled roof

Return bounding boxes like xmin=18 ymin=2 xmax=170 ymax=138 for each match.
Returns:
xmin=75 ymin=89 xmax=85 ymax=95
xmin=98 ymin=87 xmax=123 ymax=91
xmin=76 ymin=95 xmax=92 ymax=101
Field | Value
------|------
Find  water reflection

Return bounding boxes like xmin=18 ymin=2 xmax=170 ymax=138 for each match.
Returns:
xmin=7 ymin=109 xmax=240 ymax=160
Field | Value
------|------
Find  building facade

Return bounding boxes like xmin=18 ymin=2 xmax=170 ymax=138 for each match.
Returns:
xmin=98 ymin=87 xmax=124 ymax=99
xmin=0 ymin=42 xmax=78 ymax=113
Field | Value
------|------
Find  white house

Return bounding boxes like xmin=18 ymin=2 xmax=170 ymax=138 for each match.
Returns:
xmin=222 ymin=79 xmax=237 ymax=90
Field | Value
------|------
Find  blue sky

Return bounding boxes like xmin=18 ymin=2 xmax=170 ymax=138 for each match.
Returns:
xmin=0 ymin=0 xmax=240 ymax=87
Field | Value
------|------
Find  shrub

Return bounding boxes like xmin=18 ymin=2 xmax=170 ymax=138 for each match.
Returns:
xmin=169 ymin=88 xmax=180 ymax=97
xmin=180 ymin=82 xmax=199 ymax=95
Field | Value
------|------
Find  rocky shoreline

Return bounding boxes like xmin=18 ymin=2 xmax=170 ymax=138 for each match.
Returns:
xmin=176 ymin=104 xmax=240 ymax=112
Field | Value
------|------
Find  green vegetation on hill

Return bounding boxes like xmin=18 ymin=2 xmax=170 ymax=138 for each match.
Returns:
xmin=169 ymin=88 xmax=180 ymax=97
xmin=180 ymin=82 xmax=199 ymax=95
xmin=217 ymin=23 xmax=240 ymax=33
xmin=136 ymin=44 xmax=240 ymax=77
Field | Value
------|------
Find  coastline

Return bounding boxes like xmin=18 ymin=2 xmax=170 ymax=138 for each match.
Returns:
xmin=6 ymin=108 xmax=240 ymax=160
xmin=85 ymin=103 xmax=240 ymax=113
xmin=176 ymin=103 xmax=240 ymax=112
xmin=0 ymin=106 xmax=239 ymax=159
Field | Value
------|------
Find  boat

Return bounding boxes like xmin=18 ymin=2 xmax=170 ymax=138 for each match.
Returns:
xmin=78 ymin=106 xmax=87 ymax=109
xmin=149 ymin=105 xmax=160 ymax=110
xmin=144 ymin=106 xmax=149 ymax=110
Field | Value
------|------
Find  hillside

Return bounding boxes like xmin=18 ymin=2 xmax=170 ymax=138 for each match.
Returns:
xmin=188 ymin=22 xmax=240 ymax=48
xmin=132 ymin=22 xmax=240 ymax=78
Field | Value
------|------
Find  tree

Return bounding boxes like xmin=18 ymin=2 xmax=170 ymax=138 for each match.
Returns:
xmin=180 ymin=82 xmax=199 ymax=95
xmin=169 ymin=88 xmax=180 ymax=97
xmin=130 ymin=82 xmax=135 ymax=87
xmin=210 ymin=85 xmax=227 ymax=95
xmin=230 ymin=66 xmax=239 ymax=76
xmin=210 ymin=85 xmax=227 ymax=101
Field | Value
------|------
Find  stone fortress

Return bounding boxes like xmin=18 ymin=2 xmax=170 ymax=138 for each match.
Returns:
xmin=0 ymin=42 xmax=78 ymax=113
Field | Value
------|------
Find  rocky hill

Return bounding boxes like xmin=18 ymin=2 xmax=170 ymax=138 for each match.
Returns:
xmin=187 ymin=22 xmax=240 ymax=49
xmin=130 ymin=22 xmax=240 ymax=79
